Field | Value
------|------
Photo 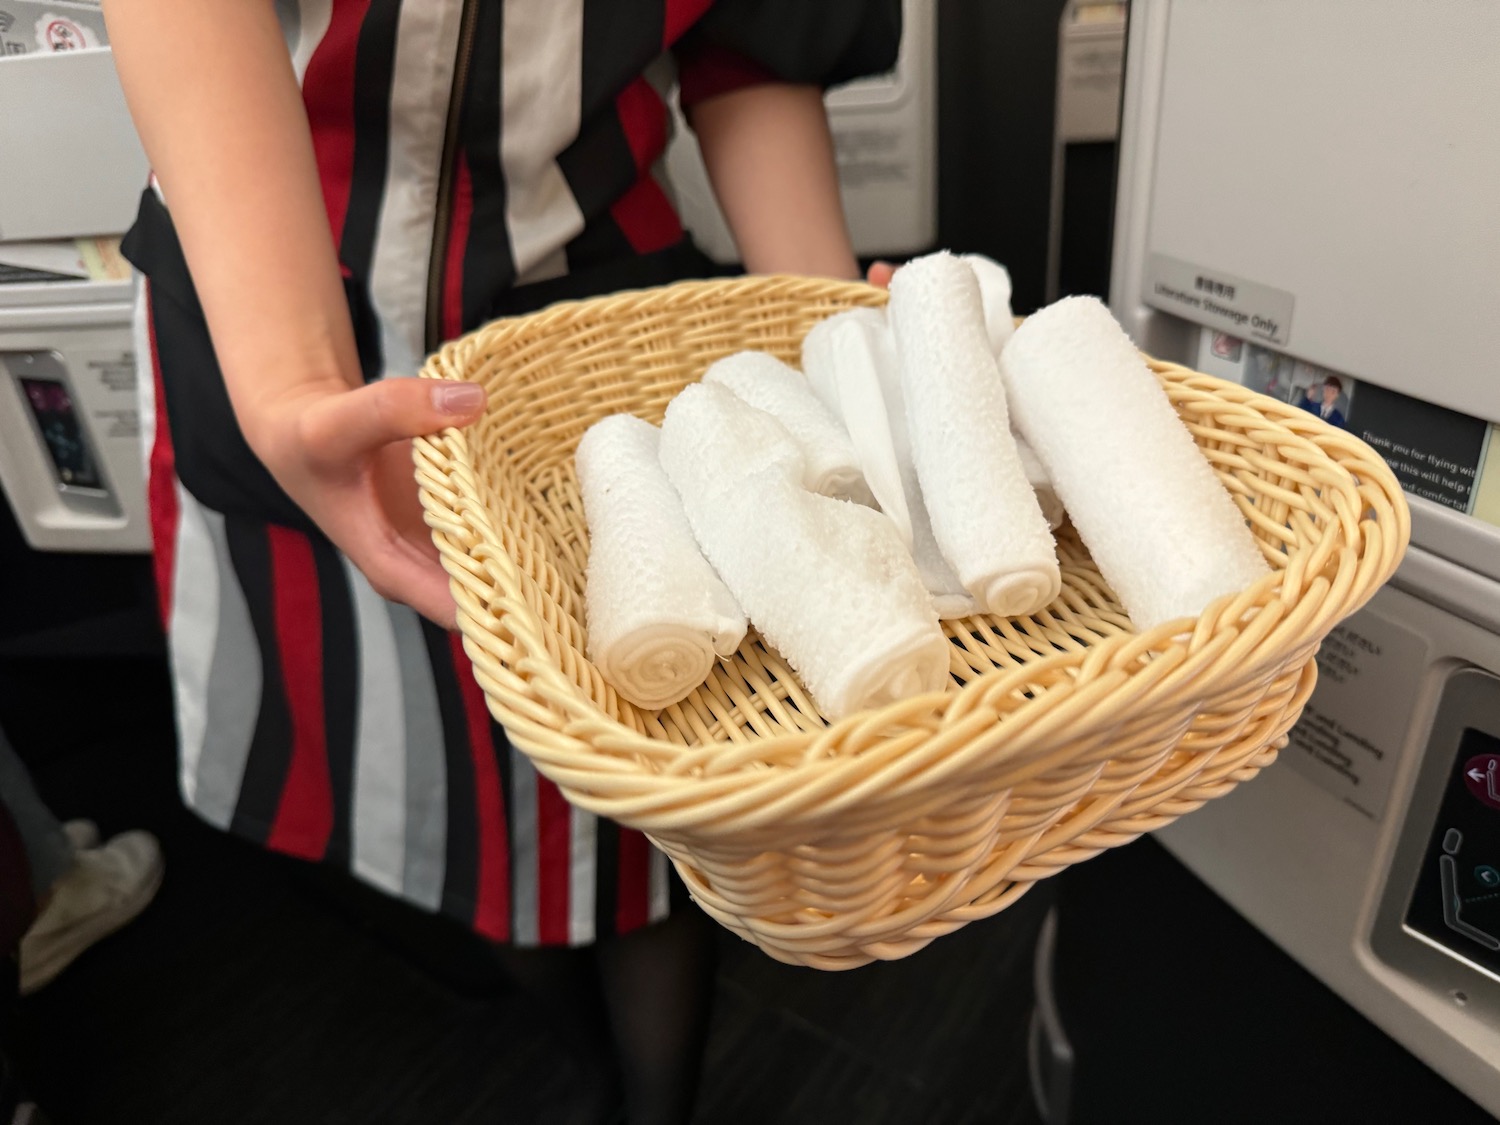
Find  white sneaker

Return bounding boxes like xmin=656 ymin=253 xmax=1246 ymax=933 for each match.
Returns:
xmin=18 ymin=830 xmax=164 ymax=996
xmin=62 ymin=820 xmax=99 ymax=851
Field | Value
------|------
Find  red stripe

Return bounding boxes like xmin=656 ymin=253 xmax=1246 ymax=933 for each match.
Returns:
xmin=264 ymin=527 xmax=334 ymax=859
xmin=662 ymin=0 xmax=712 ymax=47
xmin=143 ymin=284 xmax=178 ymax=628
xmin=450 ymin=633 xmax=511 ymax=941
xmin=615 ymin=78 xmax=668 ymax=171
xmin=300 ymin=0 xmax=372 ymax=247
xmin=610 ymin=179 xmax=683 ymax=256
xmin=615 ymin=829 xmax=652 ymax=933
xmin=535 ymin=775 xmax=573 ymax=945
xmin=441 ymin=156 xmax=475 ymax=343
xmin=609 ymin=79 xmax=683 ymax=255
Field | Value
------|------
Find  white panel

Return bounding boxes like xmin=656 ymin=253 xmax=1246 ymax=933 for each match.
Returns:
xmin=1140 ymin=0 xmax=1500 ymax=423
xmin=0 ymin=49 xmax=149 ymax=242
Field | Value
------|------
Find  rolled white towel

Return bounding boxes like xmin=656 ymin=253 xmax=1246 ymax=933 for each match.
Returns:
xmin=661 ymin=383 xmax=951 ymax=720
xmin=703 ymin=350 xmax=874 ymax=506
xmin=575 ymin=414 xmax=746 ymax=710
xmin=888 ymin=251 xmax=1061 ymax=617
xmin=1001 ymin=295 xmax=1271 ymax=631
xmin=1015 ymin=433 xmax=1065 ymax=530
xmin=961 ymin=253 xmax=1016 ymax=355
xmin=800 ymin=308 xmax=913 ymax=546
xmin=852 ymin=311 xmax=979 ymax=618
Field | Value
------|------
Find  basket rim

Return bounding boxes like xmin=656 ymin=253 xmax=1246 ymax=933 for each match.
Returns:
xmin=412 ymin=276 xmax=1410 ymax=808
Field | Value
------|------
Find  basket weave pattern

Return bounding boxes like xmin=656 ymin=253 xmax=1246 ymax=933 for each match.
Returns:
xmin=414 ymin=276 xmax=1408 ymax=968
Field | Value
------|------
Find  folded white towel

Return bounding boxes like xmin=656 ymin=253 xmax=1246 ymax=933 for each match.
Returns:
xmin=961 ymin=254 xmax=1016 ymax=355
xmin=800 ymin=308 xmax=914 ymax=547
xmin=887 ymin=252 xmax=1061 ymax=617
xmin=1015 ymin=433 xmax=1065 ymax=530
xmin=575 ymin=414 xmax=747 ymax=710
xmin=660 ymin=383 xmax=951 ymax=720
xmin=1001 ymin=295 xmax=1271 ymax=631
xmin=703 ymin=350 xmax=873 ymax=506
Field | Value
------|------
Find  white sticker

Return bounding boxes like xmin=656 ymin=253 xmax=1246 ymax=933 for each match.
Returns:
xmin=1282 ymin=610 xmax=1429 ymax=820
xmin=1144 ymin=253 xmax=1295 ymax=347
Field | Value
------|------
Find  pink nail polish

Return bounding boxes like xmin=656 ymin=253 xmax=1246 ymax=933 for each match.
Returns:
xmin=435 ymin=382 xmax=485 ymax=414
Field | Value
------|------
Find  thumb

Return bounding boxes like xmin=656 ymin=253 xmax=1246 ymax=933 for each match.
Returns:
xmin=305 ymin=377 xmax=487 ymax=464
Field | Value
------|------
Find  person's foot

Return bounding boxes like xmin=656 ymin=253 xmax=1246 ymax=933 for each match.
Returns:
xmin=18 ymin=831 xmax=163 ymax=996
xmin=62 ymin=820 xmax=98 ymax=852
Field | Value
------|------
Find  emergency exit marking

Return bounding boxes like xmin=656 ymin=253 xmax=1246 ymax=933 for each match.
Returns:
xmin=1463 ymin=756 xmax=1500 ymax=812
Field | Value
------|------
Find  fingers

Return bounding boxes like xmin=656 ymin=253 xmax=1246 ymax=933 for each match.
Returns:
xmin=866 ymin=261 xmax=898 ymax=289
xmin=303 ymin=377 xmax=487 ymax=466
xmin=346 ymin=519 xmax=461 ymax=628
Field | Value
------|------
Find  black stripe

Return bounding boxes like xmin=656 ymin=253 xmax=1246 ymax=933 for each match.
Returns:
xmin=557 ymin=114 xmax=641 ymax=275
xmin=457 ymin=0 xmax=515 ymax=333
xmin=224 ymin=520 xmax=295 ymax=840
xmin=492 ymin=711 xmax=521 ymax=942
xmin=338 ymin=0 xmax=401 ymax=371
xmin=578 ymin=0 xmax=663 ymax=121
xmin=563 ymin=211 xmax=639 ymax=276
xmin=424 ymin=623 xmax=480 ymax=922
xmin=312 ymin=540 xmax=358 ymax=867
xmin=556 ymin=109 xmax=640 ymax=224
xmin=126 ymin=192 xmax=319 ymax=533
xmin=558 ymin=0 xmax=665 ymax=274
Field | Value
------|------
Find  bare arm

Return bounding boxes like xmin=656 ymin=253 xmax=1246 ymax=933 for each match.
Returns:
xmin=105 ymin=0 xmax=357 ymax=433
xmin=687 ymin=83 xmax=861 ymax=280
xmin=104 ymin=0 xmax=482 ymax=624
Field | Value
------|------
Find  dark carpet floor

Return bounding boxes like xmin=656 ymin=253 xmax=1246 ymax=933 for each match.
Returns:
xmin=3 ymin=656 xmax=1048 ymax=1125
xmin=9 ymin=652 xmax=1492 ymax=1125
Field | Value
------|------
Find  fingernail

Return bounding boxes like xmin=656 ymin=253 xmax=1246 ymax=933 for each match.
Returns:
xmin=434 ymin=382 xmax=485 ymax=415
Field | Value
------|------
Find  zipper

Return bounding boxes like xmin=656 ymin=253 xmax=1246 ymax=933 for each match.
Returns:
xmin=425 ymin=0 xmax=482 ymax=354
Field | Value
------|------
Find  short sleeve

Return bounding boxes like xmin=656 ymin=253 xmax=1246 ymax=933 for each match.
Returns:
xmin=674 ymin=0 xmax=901 ymax=109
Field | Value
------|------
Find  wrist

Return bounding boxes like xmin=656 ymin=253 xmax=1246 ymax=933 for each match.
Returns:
xmin=231 ymin=364 xmax=356 ymax=468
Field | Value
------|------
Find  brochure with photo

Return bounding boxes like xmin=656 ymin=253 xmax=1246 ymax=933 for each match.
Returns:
xmin=1199 ymin=329 xmax=1494 ymax=518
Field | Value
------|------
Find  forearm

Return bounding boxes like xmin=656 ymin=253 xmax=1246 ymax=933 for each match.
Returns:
xmin=687 ymin=83 xmax=859 ymax=280
xmin=104 ymin=0 xmax=360 ymax=453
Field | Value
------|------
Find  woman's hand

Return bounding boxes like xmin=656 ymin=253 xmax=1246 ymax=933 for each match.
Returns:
xmin=250 ymin=377 xmax=486 ymax=627
xmin=108 ymin=0 xmax=486 ymax=626
xmin=866 ymin=261 xmax=898 ymax=289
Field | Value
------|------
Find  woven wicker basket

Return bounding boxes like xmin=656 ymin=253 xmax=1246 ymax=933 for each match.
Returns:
xmin=413 ymin=276 xmax=1408 ymax=969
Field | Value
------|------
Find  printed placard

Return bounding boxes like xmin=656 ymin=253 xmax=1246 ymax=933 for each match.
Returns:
xmin=1143 ymin=253 xmax=1294 ymax=347
xmin=1283 ymin=610 xmax=1429 ymax=821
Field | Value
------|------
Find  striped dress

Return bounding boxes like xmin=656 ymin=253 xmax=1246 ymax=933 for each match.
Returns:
xmin=121 ymin=0 xmax=899 ymax=946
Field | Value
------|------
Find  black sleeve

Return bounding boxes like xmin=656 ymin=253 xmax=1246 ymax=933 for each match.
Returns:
xmin=678 ymin=0 xmax=902 ymax=90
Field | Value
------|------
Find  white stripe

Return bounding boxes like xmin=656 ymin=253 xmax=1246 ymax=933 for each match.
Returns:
xmin=648 ymin=846 xmax=671 ymax=923
xmin=500 ymin=0 xmax=587 ymax=283
xmin=568 ymin=805 xmax=597 ymax=945
xmin=168 ymin=485 xmax=217 ymax=807
xmin=190 ymin=507 xmax=262 ymax=829
xmin=289 ymin=0 xmax=334 ymax=85
xmin=386 ymin=602 xmax=447 ymax=909
xmin=346 ymin=562 xmax=408 ymax=895
xmin=141 ymin=291 xmax=259 ymax=827
xmin=509 ymin=744 xmax=540 ymax=945
xmin=130 ymin=286 xmax=154 ymax=478
xmin=367 ymin=2 xmax=464 ymax=378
